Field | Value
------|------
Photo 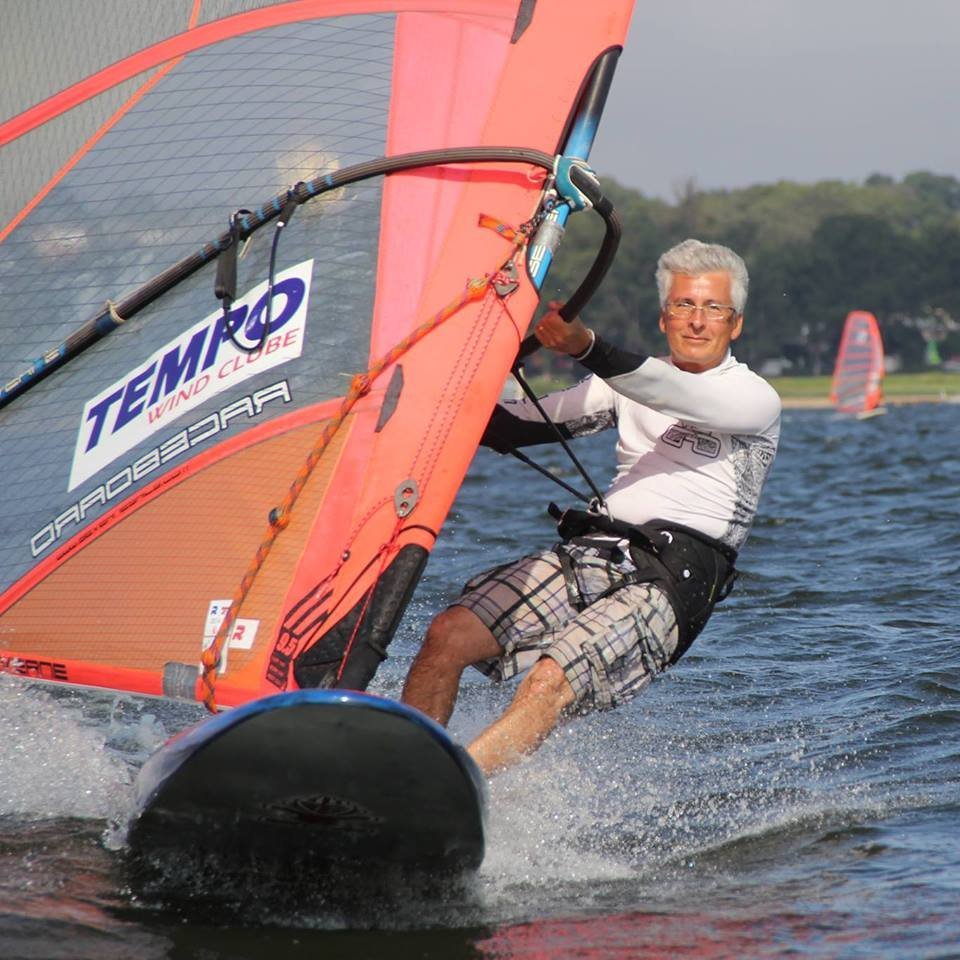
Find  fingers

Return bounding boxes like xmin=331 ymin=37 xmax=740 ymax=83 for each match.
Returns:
xmin=534 ymin=304 xmax=562 ymax=347
xmin=534 ymin=311 xmax=591 ymax=355
xmin=534 ymin=311 xmax=563 ymax=347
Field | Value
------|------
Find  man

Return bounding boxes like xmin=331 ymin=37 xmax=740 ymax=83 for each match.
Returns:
xmin=401 ymin=238 xmax=781 ymax=776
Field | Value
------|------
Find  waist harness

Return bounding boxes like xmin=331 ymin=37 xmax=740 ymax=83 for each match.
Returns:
xmin=548 ymin=502 xmax=738 ymax=664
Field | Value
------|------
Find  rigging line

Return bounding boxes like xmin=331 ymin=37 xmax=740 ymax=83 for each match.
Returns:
xmin=492 ymin=162 xmax=623 ymax=512
xmin=515 ymin=163 xmax=622 ymax=363
xmin=507 ymin=448 xmax=591 ymax=503
xmin=214 ymin=207 xmax=253 ymax=350
xmin=217 ymin=185 xmax=303 ymax=355
xmin=280 ymin=516 xmax=440 ymax=671
xmin=262 ymin=187 xmax=303 ymax=351
xmin=0 ymin=146 xmax=554 ymax=412
xmin=510 ymin=363 xmax=608 ymax=508
xmin=477 ymin=254 xmax=593 ymax=505
xmin=198 ymin=280 xmax=491 ymax=711
xmin=334 ymin=518 xmax=404 ymax=685
xmin=199 ymin=235 xmax=529 ymax=711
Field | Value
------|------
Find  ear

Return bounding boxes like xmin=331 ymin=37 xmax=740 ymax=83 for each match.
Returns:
xmin=730 ymin=313 xmax=744 ymax=341
xmin=658 ymin=311 xmax=667 ymax=335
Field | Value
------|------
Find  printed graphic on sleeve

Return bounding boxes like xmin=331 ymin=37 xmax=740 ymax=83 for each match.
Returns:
xmin=662 ymin=423 xmax=720 ymax=459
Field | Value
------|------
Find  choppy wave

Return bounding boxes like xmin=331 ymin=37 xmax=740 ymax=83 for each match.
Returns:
xmin=1 ymin=403 xmax=959 ymax=955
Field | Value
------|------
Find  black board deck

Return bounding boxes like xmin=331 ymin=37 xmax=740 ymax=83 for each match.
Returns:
xmin=127 ymin=690 xmax=487 ymax=877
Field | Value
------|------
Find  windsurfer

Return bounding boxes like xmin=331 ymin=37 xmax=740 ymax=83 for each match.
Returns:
xmin=400 ymin=239 xmax=782 ymax=776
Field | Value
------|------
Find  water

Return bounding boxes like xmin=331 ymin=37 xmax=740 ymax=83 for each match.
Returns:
xmin=2 ymin=402 xmax=958 ymax=959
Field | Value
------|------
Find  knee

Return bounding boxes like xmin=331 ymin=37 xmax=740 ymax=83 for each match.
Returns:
xmin=418 ymin=605 xmax=497 ymax=669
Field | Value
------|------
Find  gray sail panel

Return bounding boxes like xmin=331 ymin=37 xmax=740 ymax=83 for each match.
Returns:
xmin=1 ymin=182 xmax=383 ymax=592
xmin=1 ymin=15 xmax=394 ymax=386
xmin=0 ymin=0 xmax=198 ymax=229
xmin=0 ymin=13 xmax=396 ymax=595
xmin=0 ymin=1 xmax=282 ymax=117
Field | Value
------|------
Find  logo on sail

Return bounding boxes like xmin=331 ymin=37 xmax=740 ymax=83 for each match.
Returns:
xmin=68 ymin=259 xmax=313 ymax=490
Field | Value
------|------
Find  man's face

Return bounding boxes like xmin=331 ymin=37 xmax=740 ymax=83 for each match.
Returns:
xmin=658 ymin=271 xmax=743 ymax=372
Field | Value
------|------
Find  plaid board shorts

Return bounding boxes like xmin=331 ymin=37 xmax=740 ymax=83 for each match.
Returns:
xmin=455 ymin=537 xmax=679 ymax=714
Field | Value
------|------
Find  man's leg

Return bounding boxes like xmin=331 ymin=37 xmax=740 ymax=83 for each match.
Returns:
xmin=401 ymin=605 xmax=501 ymax=726
xmin=467 ymin=581 xmax=678 ymax=777
xmin=467 ymin=656 xmax=575 ymax=776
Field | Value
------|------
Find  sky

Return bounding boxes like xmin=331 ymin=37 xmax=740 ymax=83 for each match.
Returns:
xmin=588 ymin=0 xmax=960 ymax=200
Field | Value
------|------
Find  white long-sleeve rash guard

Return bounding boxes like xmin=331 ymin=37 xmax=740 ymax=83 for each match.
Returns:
xmin=487 ymin=333 xmax=782 ymax=552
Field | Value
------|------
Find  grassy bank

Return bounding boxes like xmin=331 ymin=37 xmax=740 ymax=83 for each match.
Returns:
xmin=770 ymin=371 xmax=960 ymax=400
xmin=517 ymin=370 xmax=960 ymax=403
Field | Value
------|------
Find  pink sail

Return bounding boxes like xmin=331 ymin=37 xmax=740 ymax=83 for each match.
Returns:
xmin=830 ymin=311 xmax=885 ymax=416
xmin=0 ymin=0 xmax=635 ymax=709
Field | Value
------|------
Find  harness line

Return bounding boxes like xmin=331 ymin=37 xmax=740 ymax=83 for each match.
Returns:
xmin=508 ymin=361 xmax=607 ymax=509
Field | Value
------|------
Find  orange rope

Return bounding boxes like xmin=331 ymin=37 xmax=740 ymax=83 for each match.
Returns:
xmin=199 ymin=236 xmax=526 ymax=710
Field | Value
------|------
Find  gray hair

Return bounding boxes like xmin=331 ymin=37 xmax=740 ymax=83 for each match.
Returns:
xmin=655 ymin=238 xmax=749 ymax=314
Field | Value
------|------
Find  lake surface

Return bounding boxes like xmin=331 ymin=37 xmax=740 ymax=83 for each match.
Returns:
xmin=1 ymin=401 xmax=958 ymax=959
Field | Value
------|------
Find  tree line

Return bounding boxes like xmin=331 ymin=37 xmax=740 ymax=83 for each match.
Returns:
xmin=537 ymin=170 xmax=960 ymax=376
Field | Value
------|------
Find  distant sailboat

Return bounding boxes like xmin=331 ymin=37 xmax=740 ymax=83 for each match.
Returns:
xmin=830 ymin=311 xmax=887 ymax=418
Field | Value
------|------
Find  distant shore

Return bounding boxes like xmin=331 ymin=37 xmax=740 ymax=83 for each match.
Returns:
xmin=779 ymin=394 xmax=960 ymax=409
xmin=770 ymin=371 xmax=960 ymax=409
xmin=520 ymin=370 xmax=960 ymax=407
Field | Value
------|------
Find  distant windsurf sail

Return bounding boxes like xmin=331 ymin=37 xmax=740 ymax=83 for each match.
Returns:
xmin=0 ymin=0 xmax=634 ymax=709
xmin=830 ymin=311 xmax=885 ymax=417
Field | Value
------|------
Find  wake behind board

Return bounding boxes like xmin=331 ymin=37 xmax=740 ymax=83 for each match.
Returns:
xmin=127 ymin=690 xmax=486 ymax=879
